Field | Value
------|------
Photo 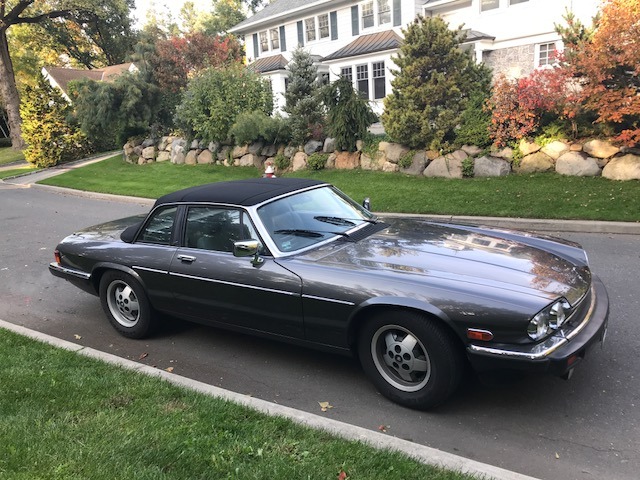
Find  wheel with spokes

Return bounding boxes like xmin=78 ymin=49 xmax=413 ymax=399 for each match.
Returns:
xmin=99 ymin=271 xmax=154 ymax=339
xmin=358 ymin=310 xmax=463 ymax=409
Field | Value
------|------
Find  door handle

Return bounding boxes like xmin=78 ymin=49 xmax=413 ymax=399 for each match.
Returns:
xmin=177 ymin=254 xmax=196 ymax=263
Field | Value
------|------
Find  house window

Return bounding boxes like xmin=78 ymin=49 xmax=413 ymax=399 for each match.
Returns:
xmin=357 ymin=64 xmax=369 ymax=98
xmin=318 ymin=14 xmax=330 ymax=39
xmin=259 ymin=31 xmax=269 ymax=53
xmin=305 ymin=17 xmax=316 ymax=42
xmin=270 ymin=28 xmax=279 ymax=50
xmin=480 ymin=0 xmax=499 ymax=12
xmin=373 ymin=61 xmax=386 ymax=99
xmin=362 ymin=1 xmax=374 ymax=29
xmin=319 ymin=72 xmax=330 ymax=85
xmin=378 ymin=0 xmax=391 ymax=25
xmin=537 ymin=42 xmax=558 ymax=66
xmin=510 ymin=0 xmax=529 ymax=4
xmin=341 ymin=67 xmax=353 ymax=83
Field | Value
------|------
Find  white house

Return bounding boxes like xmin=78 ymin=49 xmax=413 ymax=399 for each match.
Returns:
xmin=229 ymin=0 xmax=600 ymax=115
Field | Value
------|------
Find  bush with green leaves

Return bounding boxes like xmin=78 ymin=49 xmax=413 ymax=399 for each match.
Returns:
xmin=461 ymin=157 xmax=475 ymax=178
xmin=455 ymin=92 xmax=492 ymax=148
xmin=382 ymin=15 xmax=492 ymax=150
xmin=273 ymin=153 xmax=291 ymax=171
xmin=322 ymin=77 xmax=377 ymax=152
xmin=283 ymin=47 xmax=324 ymax=146
xmin=20 ymin=74 xmax=89 ymax=168
xmin=70 ymin=73 xmax=161 ymax=150
xmin=229 ymin=111 xmax=291 ymax=146
xmin=175 ymin=65 xmax=273 ymax=143
xmin=307 ymin=152 xmax=328 ymax=171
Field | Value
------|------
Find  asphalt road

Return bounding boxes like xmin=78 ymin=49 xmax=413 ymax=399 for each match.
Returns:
xmin=1 ymin=181 xmax=638 ymax=480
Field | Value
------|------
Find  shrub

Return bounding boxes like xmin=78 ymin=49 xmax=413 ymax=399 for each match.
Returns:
xmin=273 ymin=153 xmax=291 ymax=171
xmin=20 ymin=74 xmax=89 ymax=168
xmin=230 ymin=111 xmax=292 ymax=146
xmin=323 ymin=77 xmax=376 ymax=152
xmin=307 ymin=152 xmax=328 ymax=171
xmin=455 ymin=92 xmax=492 ymax=148
xmin=175 ymin=64 xmax=273 ymax=143
xmin=398 ymin=150 xmax=415 ymax=169
xmin=461 ymin=157 xmax=474 ymax=178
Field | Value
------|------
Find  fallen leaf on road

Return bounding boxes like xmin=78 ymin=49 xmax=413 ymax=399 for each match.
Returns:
xmin=165 ymin=367 xmax=174 ymax=373
xmin=555 ymin=452 xmax=560 ymax=459
xmin=318 ymin=401 xmax=333 ymax=412
xmin=139 ymin=352 xmax=148 ymax=360
xmin=378 ymin=425 xmax=390 ymax=433
xmin=73 ymin=334 xmax=82 ymax=340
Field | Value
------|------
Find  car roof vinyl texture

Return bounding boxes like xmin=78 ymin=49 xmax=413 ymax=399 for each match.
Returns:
xmin=154 ymin=178 xmax=327 ymax=207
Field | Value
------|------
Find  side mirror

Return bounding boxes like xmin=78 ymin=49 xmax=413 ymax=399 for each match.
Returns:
xmin=233 ymin=240 xmax=264 ymax=266
xmin=362 ymin=197 xmax=371 ymax=211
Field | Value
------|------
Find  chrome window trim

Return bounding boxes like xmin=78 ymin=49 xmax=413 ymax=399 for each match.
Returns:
xmin=469 ymin=283 xmax=597 ymax=360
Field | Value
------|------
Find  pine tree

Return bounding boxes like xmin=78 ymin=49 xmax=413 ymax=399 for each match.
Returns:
xmin=283 ymin=47 xmax=324 ymax=146
xmin=382 ymin=15 xmax=491 ymax=150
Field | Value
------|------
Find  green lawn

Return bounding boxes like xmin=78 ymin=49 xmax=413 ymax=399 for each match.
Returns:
xmin=0 ymin=328 xmax=475 ymax=480
xmin=39 ymin=153 xmax=640 ymax=222
xmin=0 ymin=165 xmax=39 ymax=179
xmin=0 ymin=146 xmax=25 ymax=166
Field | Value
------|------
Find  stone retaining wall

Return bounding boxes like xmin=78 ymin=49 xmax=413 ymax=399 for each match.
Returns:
xmin=123 ymin=136 xmax=640 ymax=181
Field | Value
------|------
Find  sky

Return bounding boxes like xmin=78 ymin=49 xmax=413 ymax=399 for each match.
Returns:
xmin=132 ymin=0 xmax=213 ymax=28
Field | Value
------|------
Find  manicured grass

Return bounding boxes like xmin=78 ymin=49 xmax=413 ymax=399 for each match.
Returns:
xmin=0 ymin=146 xmax=25 ymax=166
xmin=0 ymin=329 xmax=474 ymax=480
xmin=39 ymin=154 xmax=640 ymax=222
xmin=0 ymin=165 xmax=39 ymax=179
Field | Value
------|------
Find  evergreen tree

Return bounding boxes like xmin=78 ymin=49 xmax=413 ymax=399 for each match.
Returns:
xmin=382 ymin=16 xmax=491 ymax=150
xmin=20 ymin=73 xmax=88 ymax=168
xmin=323 ymin=77 xmax=376 ymax=152
xmin=283 ymin=47 xmax=324 ymax=146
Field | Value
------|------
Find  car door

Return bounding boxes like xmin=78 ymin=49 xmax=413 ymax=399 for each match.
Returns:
xmin=168 ymin=205 xmax=305 ymax=339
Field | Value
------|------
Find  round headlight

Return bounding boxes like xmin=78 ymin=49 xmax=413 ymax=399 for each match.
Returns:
xmin=549 ymin=300 xmax=570 ymax=329
xmin=527 ymin=311 xmax=550 ymax=340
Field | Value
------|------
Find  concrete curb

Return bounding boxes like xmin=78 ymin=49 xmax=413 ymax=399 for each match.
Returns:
xmin=0 ymin=318 xmax=540 ymax=480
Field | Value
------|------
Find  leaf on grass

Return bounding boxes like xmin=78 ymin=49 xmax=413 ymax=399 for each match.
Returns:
xmin=318 ymin=401 xmax=333 ymax=412
xmin=338 ymin=470 xmax=348 ymax=480
xmin=165 ymin=367 xmax=174 ymax=373
xmin=139 ymin=352 xmax=148 ymax=360
xmin=73 ymin=334 xmax=82 ymax=340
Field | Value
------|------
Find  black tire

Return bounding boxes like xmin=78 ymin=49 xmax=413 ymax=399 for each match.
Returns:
xmin=357 ymin=310 xmax=463 ymax=410
xmin=99 ymin=270 xmax=154 ymax=339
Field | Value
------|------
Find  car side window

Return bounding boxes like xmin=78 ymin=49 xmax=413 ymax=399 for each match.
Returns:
xmin=185 ymin=207 xmax=259 ymax=253
xmin=138 ymin=206 xmax=177 ymax=245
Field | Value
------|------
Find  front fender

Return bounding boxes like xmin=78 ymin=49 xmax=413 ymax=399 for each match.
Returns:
xmin=346 ymin=296 xmax=462 ymax=349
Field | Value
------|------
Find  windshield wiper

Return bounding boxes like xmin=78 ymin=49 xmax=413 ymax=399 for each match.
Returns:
xmin=274 ymin=229 xmax=353 ymax=240
xmin=314 ymin=216 xmax=356 ymax=226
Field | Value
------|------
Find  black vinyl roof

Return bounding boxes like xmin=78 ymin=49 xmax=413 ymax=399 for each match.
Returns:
xmin=154 ymin=178 xmax=326 ymax=208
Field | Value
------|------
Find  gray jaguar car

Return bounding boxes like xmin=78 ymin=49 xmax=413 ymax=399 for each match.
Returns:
xmin=49 ymin=178 xmax=609 ymax=409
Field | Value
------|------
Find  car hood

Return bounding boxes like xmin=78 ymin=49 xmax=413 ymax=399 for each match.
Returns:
xmin=296 ymin=219 xmax=591 ymax=305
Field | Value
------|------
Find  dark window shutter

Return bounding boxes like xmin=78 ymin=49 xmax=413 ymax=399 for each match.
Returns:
xmin=330 ymin=11 xmax=338 ymax=40
xmin=297 ymin=20 xmax=304 ymax=46
xmin=351 ymin=5 xmax=359 ymax=36
xmin=253 ymin=33 xmax=259 ymax=58
xmin=280 ymin=26 xmax=287 ymax=51
xmin=393 ymin=0 xmax=401 ymax=27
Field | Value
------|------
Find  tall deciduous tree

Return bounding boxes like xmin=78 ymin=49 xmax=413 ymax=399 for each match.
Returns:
xmin=0 ymin=0 xmax=135 ymax=150
xmin=559 ymin=0 xmax=640 ymax=146
xmin=382 ymin=15 xmax=491 ymax=150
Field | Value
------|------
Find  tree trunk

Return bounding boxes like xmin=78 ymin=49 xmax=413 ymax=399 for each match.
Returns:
xmin=0 ymin=29 xmax=25 ymax=150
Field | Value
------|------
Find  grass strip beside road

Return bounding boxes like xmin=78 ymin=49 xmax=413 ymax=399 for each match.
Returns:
xmin=0 ymin=328 xmax=474 ymax=480
xmin=38 ymin=154 xmax=640 ymax=222
xmin=0 ymin=165 xmax=39 ymax=180
xmin=0 ymin=146 xmax=25 ymax=166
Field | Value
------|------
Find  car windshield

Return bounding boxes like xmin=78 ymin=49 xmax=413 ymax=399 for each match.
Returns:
xmin=257 ymin=186 xmax=375 ymax=252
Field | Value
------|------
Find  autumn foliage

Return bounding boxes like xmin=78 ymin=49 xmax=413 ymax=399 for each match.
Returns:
xmin=487 ymin=0 xmax=640 ymax=147
xmin=150 ymin=33 xmax=243 ymax=94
